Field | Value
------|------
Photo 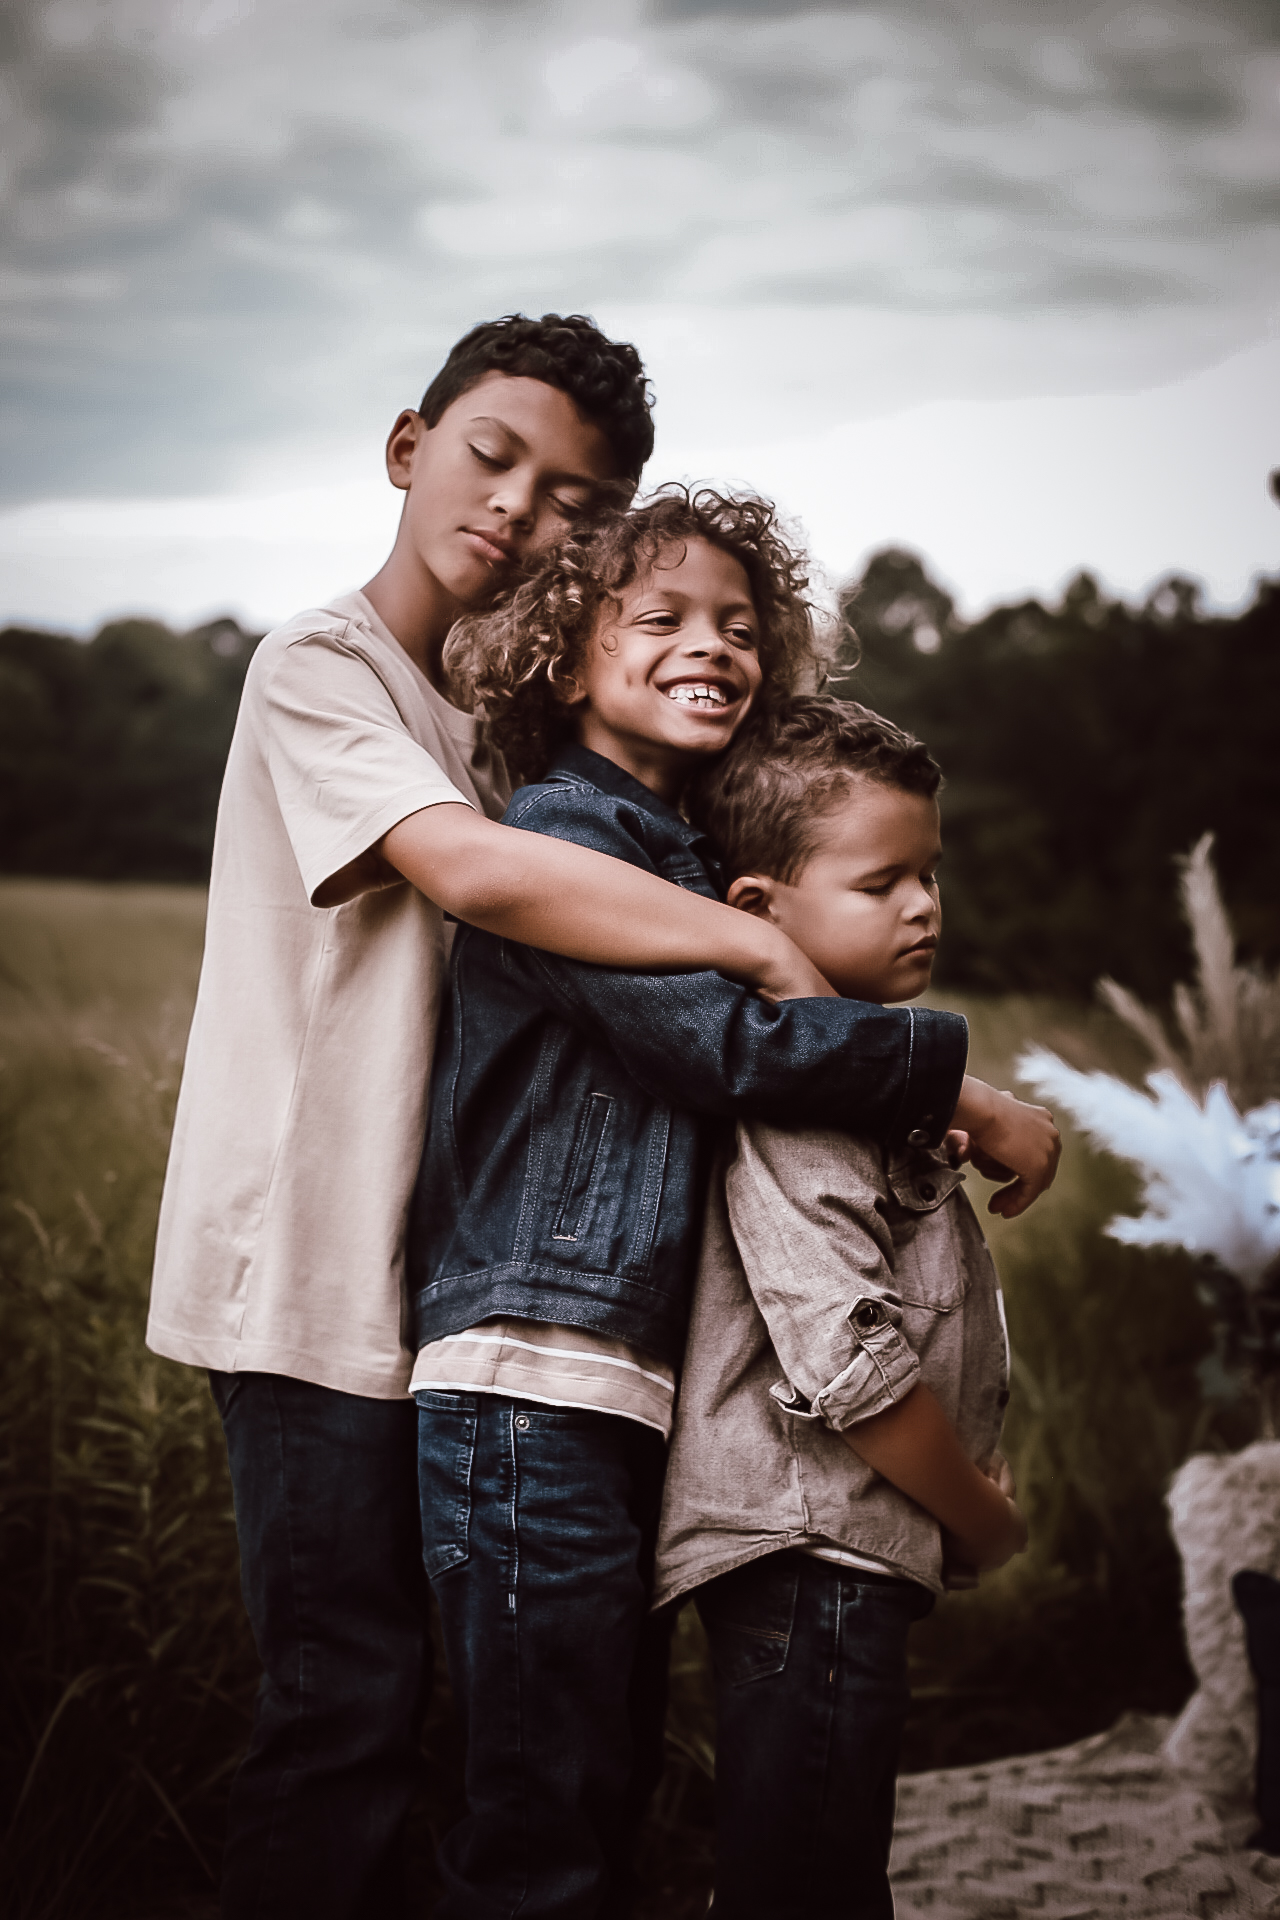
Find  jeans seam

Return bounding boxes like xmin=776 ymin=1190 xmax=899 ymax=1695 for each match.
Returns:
xmin=254 ymin=1375 xmax=306 ymax=1920
xmin=508 ymin=1407 xmax=531 ymax=1920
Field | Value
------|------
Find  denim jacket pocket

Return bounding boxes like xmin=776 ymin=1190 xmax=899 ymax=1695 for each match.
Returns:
xmin=552 ymin=1092 xmax=614 ymax=1241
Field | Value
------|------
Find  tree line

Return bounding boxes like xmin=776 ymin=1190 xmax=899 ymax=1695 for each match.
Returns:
xmin=1 ymin=559 xmax=1276 ymax=999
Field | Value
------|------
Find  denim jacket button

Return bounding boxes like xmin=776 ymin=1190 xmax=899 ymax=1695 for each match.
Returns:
xmin=906 ymin=1128 xmax=930 ymax=1148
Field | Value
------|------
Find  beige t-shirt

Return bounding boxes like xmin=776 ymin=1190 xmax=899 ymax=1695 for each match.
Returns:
xmin=146 ymin=589 xmax=509 ymax=1399
xmin=410 ymin=1318 xmax=677 ymax=1437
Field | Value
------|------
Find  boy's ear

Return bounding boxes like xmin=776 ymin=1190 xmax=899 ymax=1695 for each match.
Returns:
xmin=385 ymin=409 xmax=426 ymax=492
xmin=549 ymin=669 xmax=586 ymax=709
xmin=726 ymin=874 xmax=778 ymax=920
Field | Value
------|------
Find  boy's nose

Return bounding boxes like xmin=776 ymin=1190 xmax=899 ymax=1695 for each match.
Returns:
xmin=683 ymin=619 xmax=731 ymax=657
xmin=488 ymin=473 xmax=536 ymax=529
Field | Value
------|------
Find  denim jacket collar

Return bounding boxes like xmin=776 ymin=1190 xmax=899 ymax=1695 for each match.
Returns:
xmin=544 ymin=743 xmax=722 ymax=878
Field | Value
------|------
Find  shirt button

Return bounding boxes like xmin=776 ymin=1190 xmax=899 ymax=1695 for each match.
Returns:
xmin=514 ymin=1414 xmax=531 ymax=1431
xmin=907 ymin=1128 xmax=930 ymax=1148
xmin=918 ymin=1181 xmax=937 ymax=1201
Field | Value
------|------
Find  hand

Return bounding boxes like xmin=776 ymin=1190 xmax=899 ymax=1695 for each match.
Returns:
xmin=982 ymin=1449 xmax=1017 ymax=1501
xmin=945 ymin=1491 xmax=1028 ymax=1574
xmin=948 ymin=1077 xmax=1061 ymax=1218
xmin=752 ymin=925 xmax=838 ymax=1003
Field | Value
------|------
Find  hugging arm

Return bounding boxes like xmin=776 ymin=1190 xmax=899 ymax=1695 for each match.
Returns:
xmin=490 ymin=790 xmax=969 ymax=1149
xmin=380 ymin=804 xmax=831 ymax=1003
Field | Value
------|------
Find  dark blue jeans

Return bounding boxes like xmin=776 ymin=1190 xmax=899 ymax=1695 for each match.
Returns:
xmin=415 ymin=1391 xmax=670 ymax=1919
xmin=696 ymin=1550 xmax=934 ymax=1920
xmin=209 ymin=1371 xmax=431 ymax=1920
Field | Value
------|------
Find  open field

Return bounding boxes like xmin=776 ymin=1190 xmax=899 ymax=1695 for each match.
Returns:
xmin=0 ymin=880 xmax=1229 ymax=1917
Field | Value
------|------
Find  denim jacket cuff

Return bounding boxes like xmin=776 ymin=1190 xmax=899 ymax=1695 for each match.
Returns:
xmin=888 ymin=1007 xmax=969 ymax=1150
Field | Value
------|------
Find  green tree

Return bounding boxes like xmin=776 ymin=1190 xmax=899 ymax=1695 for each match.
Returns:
xmin=838 ymin=552 xmax=1280 ymax=998
xmin=0 ymin=618 xmax=257 ymax=882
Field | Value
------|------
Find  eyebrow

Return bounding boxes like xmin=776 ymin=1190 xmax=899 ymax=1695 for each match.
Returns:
xmin=468 ymin=415 xmax=603 ymax=490
xmin=635 ymin=586 xmax=759 ymax=616
xmin=853 ymin=849 xmax=942 ymax=882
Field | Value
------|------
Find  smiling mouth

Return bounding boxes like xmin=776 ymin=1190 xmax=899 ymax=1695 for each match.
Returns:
xmin=663 ymin=681 xmax=732 ymax=710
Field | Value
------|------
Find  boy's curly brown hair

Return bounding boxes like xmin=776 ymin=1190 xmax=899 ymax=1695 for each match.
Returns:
xmin=443 ymin=486 xmax=832 ymax=788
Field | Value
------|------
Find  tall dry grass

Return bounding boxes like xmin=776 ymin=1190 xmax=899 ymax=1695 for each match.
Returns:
xmin=0 ymin=882 xmax=1229 ymax=1911
xmin=0 ymin=883 xmax=256 ymax=1919
xmin=1097 ymin=833 xmax=1280 ymax=1111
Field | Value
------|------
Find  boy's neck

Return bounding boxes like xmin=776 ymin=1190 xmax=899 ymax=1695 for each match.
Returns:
xmin=362 ymin=545 xmax=464 ymax=694
xmin=574 ymin=719 xmax=688 ymax=807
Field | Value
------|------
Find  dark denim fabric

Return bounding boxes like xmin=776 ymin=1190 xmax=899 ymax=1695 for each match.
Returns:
xmin=408 ymin=744 xmax=968 ymax=1368
xmin=696 ymin=1550 xmax=935 ymax=1920
xmin=415 ymin=1390 xmax=671 ymax=1919
xmin=209 ymin=1371 xmax=430 ymax=1920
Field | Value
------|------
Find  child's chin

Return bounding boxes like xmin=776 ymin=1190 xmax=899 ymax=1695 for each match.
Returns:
xmin=888 ymin=964 xmax=934 ymax=1001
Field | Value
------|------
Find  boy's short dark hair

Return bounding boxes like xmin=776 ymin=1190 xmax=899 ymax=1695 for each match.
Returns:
xmin=419 ymin=313 xmax=654 ymax=485
xmin=687 ymin=695 xmax=942 ymax=883
xmin=444 ymin=486 xmax=831 ymax=788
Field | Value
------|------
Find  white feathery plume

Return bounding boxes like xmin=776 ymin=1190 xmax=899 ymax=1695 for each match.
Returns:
xmin=1018 ymin=1046 xmax=1280 ymax=1288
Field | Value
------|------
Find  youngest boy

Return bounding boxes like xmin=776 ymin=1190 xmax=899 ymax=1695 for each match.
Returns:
xmin=655 ymin=696 xmax=1028 ymax=1920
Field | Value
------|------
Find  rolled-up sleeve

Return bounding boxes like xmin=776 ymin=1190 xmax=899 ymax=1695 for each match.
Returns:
xmin=727 ymin=1121 xmax=921 ymax=1431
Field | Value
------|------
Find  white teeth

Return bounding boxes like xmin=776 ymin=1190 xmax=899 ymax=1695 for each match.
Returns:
xmin=666 ymin=683 xmax=728 ymax=708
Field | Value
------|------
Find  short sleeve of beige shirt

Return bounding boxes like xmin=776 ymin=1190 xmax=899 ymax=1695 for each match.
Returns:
xmin=146 ymin=589 xmax=510 ymax=1399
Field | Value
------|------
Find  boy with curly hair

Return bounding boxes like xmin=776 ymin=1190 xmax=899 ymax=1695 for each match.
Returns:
xmin=147 ymin=319 xmax=853 ymax=1920
xmin=406 ymin=490 xmax=1057 ymax=1916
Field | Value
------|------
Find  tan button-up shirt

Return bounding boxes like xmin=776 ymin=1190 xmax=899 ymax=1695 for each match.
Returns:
xmin=654 ymin=1124 xmax=1009 ymax=1605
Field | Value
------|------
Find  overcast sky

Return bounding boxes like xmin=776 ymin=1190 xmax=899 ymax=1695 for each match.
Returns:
xmin=2 ymin=0 xmax=1278 ymax=631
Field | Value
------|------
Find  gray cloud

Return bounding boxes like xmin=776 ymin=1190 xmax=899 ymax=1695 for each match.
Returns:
xmin=0 ymin=0 xmax=1276 ymax=503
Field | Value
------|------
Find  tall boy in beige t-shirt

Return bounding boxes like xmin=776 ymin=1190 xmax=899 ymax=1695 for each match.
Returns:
xmin=146 ymin=315 xmax=854 ymax=1920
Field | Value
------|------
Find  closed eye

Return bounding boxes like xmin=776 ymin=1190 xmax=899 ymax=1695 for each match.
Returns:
xmin=468 ymin=443 xmax=507 ymax=471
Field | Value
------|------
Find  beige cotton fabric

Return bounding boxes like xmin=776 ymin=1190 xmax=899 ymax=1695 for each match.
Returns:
xmin=654 ymin=1124 xmax=1010 ymax=1606
xmin=147 ymin=589 xmax=509 ymax=1399
xmin=410 ymin=1318 xmax=677 ymax=1436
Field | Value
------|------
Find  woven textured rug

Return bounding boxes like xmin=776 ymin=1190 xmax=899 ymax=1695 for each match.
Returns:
xmin=892 ymin=1713 xmax=1280 ymax=1918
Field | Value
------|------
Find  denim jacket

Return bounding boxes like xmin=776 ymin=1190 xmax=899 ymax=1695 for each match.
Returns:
xmin=406 ymin=746 xmax=968 ymax=1370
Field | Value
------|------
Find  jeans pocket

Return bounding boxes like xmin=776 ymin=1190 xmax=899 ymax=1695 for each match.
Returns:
xmin=838 ymin=1577 xmax=935 ymax=1688
xmin=415 ymin=1393 xmax=477 ymax=1580
xmin=697 ymin=1553 xmax=799 ymax=1686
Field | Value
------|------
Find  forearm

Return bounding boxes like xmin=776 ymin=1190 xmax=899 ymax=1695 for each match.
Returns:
xmin=841 ymin=1382 xmax=1025 ymax=1568
xmin=948 ymin=1075 xmax=1062 ymax=1219
xmin=380 ymin=804 xmax=832 ymax=998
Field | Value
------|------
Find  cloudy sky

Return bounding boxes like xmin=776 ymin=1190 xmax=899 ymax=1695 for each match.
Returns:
xmin=2 ymin=0 xmax=1278 ymax=632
